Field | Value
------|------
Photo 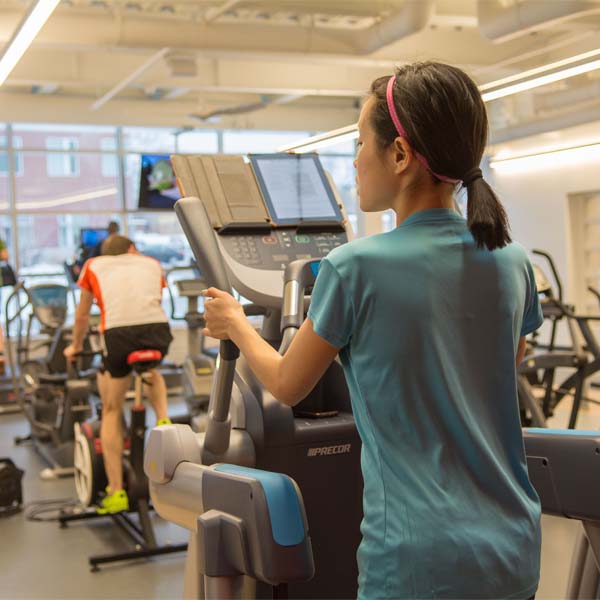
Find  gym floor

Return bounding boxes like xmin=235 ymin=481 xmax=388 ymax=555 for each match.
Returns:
xmin=1 ymin=365 xmax=599 ymax=598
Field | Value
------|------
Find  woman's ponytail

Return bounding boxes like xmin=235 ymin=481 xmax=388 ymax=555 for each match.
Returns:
xmin=464 ymin=167 xmax=511 ymax=251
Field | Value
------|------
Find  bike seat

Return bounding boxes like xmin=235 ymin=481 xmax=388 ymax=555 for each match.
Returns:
xmin=127 ymin=349 xmax=163 ymax=374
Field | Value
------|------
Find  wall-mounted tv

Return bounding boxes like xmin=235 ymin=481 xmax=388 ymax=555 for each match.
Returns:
xmin=138 ymin=154 xmax=180 ymax=210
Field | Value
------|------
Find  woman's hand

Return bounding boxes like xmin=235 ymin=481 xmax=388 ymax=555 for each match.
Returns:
xmin=201 ymin=287 xmax=247 ymax=340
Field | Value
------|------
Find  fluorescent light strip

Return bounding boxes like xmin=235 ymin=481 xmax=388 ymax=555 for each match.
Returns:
xmin=489 ymin=142 xmax=600 ymax=174
xmin=481 ymin=58 xmax=600 ymax=102
xmin=479 ymin=47 xmax=600 ymax=91
xmin=277 ymin=124 xmax=359 ymax=153
xmin=0 ymin=0 xmax=61 ymax=87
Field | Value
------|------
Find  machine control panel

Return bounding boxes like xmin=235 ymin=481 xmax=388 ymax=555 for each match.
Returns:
xmin=221 ymin=231 xmax=347 ymax=270
xmin=171 ymin=152 xmax=351 ymax=308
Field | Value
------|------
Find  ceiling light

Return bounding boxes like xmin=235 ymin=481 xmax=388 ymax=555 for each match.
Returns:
xmin=0 ymin=0 xmax=61 ymax=87
xmin=481 ymin=48 xmax=600 ymax=102
xmin=277 ymin=125 xmax=358 ymax=153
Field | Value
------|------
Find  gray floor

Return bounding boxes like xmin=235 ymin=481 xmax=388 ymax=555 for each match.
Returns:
xmin=0 ymin=381 xmax=598 ymax=599
xmin=0 ymin=402 xmax=188 ymax=600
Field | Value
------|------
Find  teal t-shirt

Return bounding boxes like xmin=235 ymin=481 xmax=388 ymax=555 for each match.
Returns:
xmin=307 ymin=208 xmax=543 ymax=600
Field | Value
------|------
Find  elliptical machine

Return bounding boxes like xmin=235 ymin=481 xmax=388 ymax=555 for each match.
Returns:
xmin=170 ymin=274 xmax=215 ymax=421
xmin=146 ymin=152 xmax=363 ymax=599
xmin=6 ymin=281 xmax=95 ymax=478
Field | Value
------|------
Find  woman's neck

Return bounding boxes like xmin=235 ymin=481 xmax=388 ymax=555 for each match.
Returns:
xmin=393 ymin=180 xmax=455 ymax=227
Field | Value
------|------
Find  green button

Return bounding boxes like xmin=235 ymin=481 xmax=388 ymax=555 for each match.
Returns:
xmin=295 ymin=235 xmax=310 ymax=244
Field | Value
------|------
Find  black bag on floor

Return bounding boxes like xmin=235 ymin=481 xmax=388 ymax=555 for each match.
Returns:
xmin=0 ymin=458 xmax=24 ymax=517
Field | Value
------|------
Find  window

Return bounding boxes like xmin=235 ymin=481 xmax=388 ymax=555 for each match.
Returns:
xmin=13 ymin=123 xmax=116 ymax=151
xmin=0 ymin=156 xmax=7 ymax=209
xmin=176 ymin=130 xmax=219 ymax=154
xmin=123 ymin=127 xmax=176 ymax=153
xmin=0 ymin=214 xmax=14 ymax=313
xmin=100 ymin=138 xmax=119 ymax=178
xmin=46 ymin=137 xmax=80 ymax=177
xmin=381 ymin=210 xmax=395 ymax=232
xmin=0 ymin=135 xmax=23 ymax=176
xmin=127 ymin=212 xmax=191 ymax=267
xmin=17 ymin=213 xmax=121 ymax=274
xmin=16 ymin=152 xmax=120 ymax=212
xmin=127 ymin=212 xmax=192 ymax=317
xmin=223 ymin=130 xmax=311 ymax=154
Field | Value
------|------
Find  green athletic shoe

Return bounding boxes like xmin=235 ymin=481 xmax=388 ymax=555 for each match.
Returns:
xmin=96 ymin=488 xmax=129 ymax=515
xmin=156 ymin=418 xmax=172 ymax=426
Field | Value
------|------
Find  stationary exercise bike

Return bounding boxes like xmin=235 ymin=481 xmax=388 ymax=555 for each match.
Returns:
xmin=60 ymin=349 xmax=187 ymax=570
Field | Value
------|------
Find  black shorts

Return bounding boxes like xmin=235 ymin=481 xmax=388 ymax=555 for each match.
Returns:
xmin=102 ymin=323 xmax=173 ymax=378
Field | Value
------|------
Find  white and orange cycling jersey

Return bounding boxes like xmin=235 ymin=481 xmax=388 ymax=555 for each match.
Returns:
xmin=78 ymin=253 xmax=168 ymax=332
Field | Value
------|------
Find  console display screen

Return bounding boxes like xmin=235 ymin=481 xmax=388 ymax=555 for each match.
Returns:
xmin=249 ymin=153 xmax=343 ymax=226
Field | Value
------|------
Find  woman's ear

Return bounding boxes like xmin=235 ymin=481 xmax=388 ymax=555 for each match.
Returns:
xmin=390 ymin=136 xmax=412 ymax=175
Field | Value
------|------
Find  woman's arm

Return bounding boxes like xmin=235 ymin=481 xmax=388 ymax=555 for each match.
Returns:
xmin=202 ymin=288 xmax=339 ymax=406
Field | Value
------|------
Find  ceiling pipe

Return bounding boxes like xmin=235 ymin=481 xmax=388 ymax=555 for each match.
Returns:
xmin=90 ymin=46 xmax=169 ymax=110
xmin=203 ymin=0 xmax=243 ymax=24
xmin=479 ymin=0 xmax=600 ymax=44
xmin=0 ymin=2 xmax=434 ymax=56
xmin=328 ymin=0 xmax=435 ymax=54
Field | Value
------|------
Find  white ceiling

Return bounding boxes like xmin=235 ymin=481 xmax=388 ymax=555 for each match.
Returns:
xmin=1 ymin=0 xmax=600 ymax=147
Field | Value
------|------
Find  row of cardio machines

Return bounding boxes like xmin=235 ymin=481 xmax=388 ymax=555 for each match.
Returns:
xmin=143 ymin=152 xmax=600 ymax=599
xmin=518 ymin=250 xmax=600 ymax=429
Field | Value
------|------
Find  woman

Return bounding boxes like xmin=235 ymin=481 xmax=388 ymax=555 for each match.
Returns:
xmin=201 ymin=62 xmax=543 ymax=599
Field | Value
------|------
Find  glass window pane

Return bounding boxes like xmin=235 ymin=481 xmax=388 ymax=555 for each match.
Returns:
xmin=123 ymin=127 xmax=176 ymax=153
xmin=17 ymin=213 xmax=121 ymax=275
xmin=0 ymin=214 xmax=13 ymax=257
xmin=0 ymin=214 xmax=14 ymax=313
xmin=100 ymin=138 xmax=119 ymax=178
xmin=223 ymin=130 xmax=311 ymax=154
xmin=127 ymin=212 xmax=190 ymax=266
xmin=0 ymin=125 xmax=6 ymax=146
xmin=314 ymin=134 xmax=357 ymax=155
xmin=124 ymin=154 xmax=142 ymax=210
xmin=12 ymin=136 xmax=24 ymax=176
xmin=15 ymin=152 xmax=120 ymax=211
xmin=0 ymin=153 xmax=8 ymax=207
xmin=176 ymin=130 xmax=219 ymax=154
xmin=319 ymin=155 xmax=358 ymax=217
xmin=381 ymin=210 xmax=395 ymax=233
xmin=12 ymin=124 xmax=116 ymax=151
xmin=127 ymin=212 xmax=192 ymax=317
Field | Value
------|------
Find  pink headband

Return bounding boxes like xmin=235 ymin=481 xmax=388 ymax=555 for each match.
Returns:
xmin=386 ymin=75 xmax=460 ymax=185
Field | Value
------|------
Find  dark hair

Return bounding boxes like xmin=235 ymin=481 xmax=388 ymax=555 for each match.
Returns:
xmin=101 ymin=235 xmax=134 ymax=256
xmin=107 ymin=221 xmax=120 ymax=235
xmin=369 ymin=62 xmax=510 ymax=251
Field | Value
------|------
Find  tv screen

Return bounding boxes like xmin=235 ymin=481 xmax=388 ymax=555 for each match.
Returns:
xmin=138 ymin=154 xmax=180 ymax=210
xmin=80 ymin=228 xmax=109 ymax=249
